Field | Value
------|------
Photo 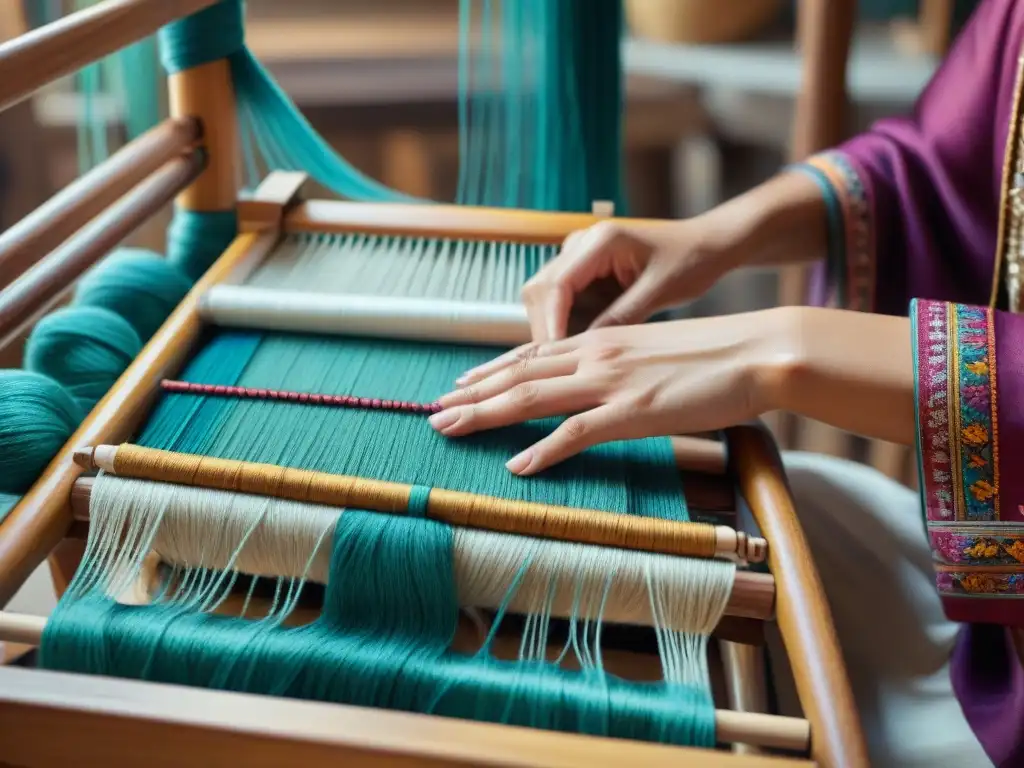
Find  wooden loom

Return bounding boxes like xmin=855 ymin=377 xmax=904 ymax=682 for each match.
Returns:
xmin=0 ymin=2 xmax=868 ymax=767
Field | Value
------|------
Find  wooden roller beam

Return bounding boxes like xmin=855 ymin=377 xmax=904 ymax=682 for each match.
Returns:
xmin=0 ymin=0 xmax=220 ymax=113
xmin=1 ymin=666 xmax=818 ymax=767
xmin=0 ymin=117 xmax=202 ymax=291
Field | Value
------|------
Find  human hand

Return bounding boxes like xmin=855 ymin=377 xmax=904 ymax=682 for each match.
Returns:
xmin=430 ymin=309 xmax=793 ymax=475
xmin=523 ymin=170 xmax=831 ymax=344
xmin=430 ymin=306 xmax=916 ymax=475
xmin=522 ymin=219 xmax=730 ymax=343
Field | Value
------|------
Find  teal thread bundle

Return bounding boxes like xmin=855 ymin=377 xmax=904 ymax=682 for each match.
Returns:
xmin=39 ymin=475 xmax=728 ymax=746
xmin=138 ymin=331 xmax=688 ymax=519
xmin=166 ymin=209 xmax=238 ymax=283
xmin=103 ymin=0 xmax=627 ymax=212
xmin=24 ymin=307 xmax=142 ymax=413
xmin=0 ymin=371 xmax=84 ymax=494
xmin=72 ymin=248 xmax=192 ymax=343
xmin=0 ymin=242 xmax=199 ymax=506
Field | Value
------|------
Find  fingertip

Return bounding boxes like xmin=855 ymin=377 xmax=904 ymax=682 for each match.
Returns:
xmin=506 ymin=450 xmax=534 ymax=475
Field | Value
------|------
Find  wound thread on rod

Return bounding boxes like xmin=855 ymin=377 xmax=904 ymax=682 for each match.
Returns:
xmin=160 ymin=379 xmax=444 ymax=414
xmin=98 ymin=444 xmax=731 ymax=560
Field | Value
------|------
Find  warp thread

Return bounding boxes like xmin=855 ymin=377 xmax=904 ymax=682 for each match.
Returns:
xmin=39 ymin=476 xmax=727 ymax=746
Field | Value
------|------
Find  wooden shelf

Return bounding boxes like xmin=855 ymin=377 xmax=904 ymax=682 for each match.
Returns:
xmin=624 ymin=22 xmax=939 ymax=104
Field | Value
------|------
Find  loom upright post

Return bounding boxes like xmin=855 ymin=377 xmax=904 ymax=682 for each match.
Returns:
xmin=167 ymin=59 xmax=238 ymax=211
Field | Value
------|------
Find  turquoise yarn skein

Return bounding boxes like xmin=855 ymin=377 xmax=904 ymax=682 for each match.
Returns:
xmin=74 ymin=248 xmax=192 ymax=342
xmin=0 ymin=370 xmax=84 ymax=494
xmin=25 ymin=306 xmax=142 ymax=413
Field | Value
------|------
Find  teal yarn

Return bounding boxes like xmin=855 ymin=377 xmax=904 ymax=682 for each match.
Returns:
xmin=103 ymin=0 xmax=628 ymax=211
xmin=41 ymin=509 xmax=715 ymax=746
xmin=154 ymin=0 xmax=420 ymax=204
xmin=166 ymin=209 xmax=238 ymax=282
xmin=140 ymin=331 xmax=687 ymax=519
xmin=24 ymin=306 xmax=142 ymax=414
xmin=408 ymin=486 xmax=432 ymax=517
xmin=157 ymin=0 xmax=245 ymax=73
xmin=0 ymin=370 xmax=84 ymax=495
xmin=73 ymin=248 xmax=192 ymax=342
xmin=456 ymin=0 xmax=626 ymax=212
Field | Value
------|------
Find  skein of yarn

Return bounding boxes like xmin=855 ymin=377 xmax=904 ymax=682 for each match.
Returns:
xmin=73 ymin=248 xmax=192 ymax=343
xmin=0 ymin=370 xmax=85 ymax=494
xmin=24 ymin=306 xmax=142 ymax=413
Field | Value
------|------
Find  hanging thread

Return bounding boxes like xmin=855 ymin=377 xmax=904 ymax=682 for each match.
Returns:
xmin=40 ymin=473 xmax=730 ymax=746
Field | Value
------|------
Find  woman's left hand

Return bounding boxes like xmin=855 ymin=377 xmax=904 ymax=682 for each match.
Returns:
xmin=428 ymin=308 xmax=795 ymax=475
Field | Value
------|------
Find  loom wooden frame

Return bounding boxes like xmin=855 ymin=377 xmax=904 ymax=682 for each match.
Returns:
xmin=0 ymin=2 xmax=868 ymax=767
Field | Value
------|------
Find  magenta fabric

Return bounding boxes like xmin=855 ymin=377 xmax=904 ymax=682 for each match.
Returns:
xmin=806 ymin=0 xmax=1024 ymax=316
xmin=795 ymin=2 xmax=1024 ymax=764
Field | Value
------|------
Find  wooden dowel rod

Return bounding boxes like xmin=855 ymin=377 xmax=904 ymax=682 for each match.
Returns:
xmin=0 ymin=611 xmax=45 ymax=645
xmin=74 ymin=444 xmax=768 ymax=564
xmin=66 ymin=476 xmax=774 ymax=622
xmin=726 ymin=423 xmax=868 ymax=767
xmin=0 ymin=117 xmax=202 ymax=290
xmin=0 ymin=612 xmax=806 ymax=751
xmin=0 ymin=0 xmax=219 ymax=113
xmin=0 ymin=150 xmax=205 ymax=349
xmin=168 ymin=58 xmax=239 ymax=211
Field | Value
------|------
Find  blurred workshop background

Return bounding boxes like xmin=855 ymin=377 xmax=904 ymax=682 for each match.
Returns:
xmin=0 ymin=0 xmax=977 ymax=493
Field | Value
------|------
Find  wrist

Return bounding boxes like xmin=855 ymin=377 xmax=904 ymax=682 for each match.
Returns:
xmin=692 ymin=171 xmax=830 ymax=274
xmin=753 ymin=306 xmax=916 ymax=445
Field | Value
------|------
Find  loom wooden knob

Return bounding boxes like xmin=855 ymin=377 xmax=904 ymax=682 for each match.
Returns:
xmin=737 ymin=532 xmax=768 ymax=564
xmin=72 ymin=447 xmax=95 ymax=469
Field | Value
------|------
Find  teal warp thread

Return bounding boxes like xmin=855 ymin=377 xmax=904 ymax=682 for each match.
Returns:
xmin=139 ymin=331 xmax=687 ymax=520
xmin=457 ymin=0 xmax=626 ymax=213
xmin=166 ymin=209 xmax=239 ymax=283
xmin=39 ymin=510 xmax=715 ymax=746
xmin=408 ymin=486 xmax=432 ymax=518
xmin=157 ymin=0 xmax=245 ymax=73
xmin=24 ymin=306 xmax=142 ymax=414
xmin=156 ymin=0 xmax=420 ymax=204
xmin=0 ymin=370 xmax=84 ymax=495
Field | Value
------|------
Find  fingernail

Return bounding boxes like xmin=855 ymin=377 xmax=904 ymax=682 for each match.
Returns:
xmin=429 ymin=409 xmax=459 ymax=431
xmin=506 ymin=450 xmax=533 ymax=474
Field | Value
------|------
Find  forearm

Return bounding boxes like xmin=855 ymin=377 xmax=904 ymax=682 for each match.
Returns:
xmin=760 ymin=306 xmax=916 ymax=445
xmin=695 ymin=171 xmax=829 ymax=271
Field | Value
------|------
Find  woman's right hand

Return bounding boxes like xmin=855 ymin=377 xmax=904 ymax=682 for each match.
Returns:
xmin=522 ymin=219 xmax=735 ymax=343
xmin=522 ymin=170 xmax=829 ymax=343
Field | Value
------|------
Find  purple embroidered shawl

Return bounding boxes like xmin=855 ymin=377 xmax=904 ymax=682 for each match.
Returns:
xmin=798 ymin=1 xmax=1024 ymax=764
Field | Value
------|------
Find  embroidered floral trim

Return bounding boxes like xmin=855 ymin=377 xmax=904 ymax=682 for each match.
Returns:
xmin=930 ymin=528 xmax=1024 ymax=566
xmin=915 ymin=301 xmax=1000 ymax=522
xmin=936 ymin=569 xmax=1024 ymax=597
xmin=802 ymin=151 xmax=874 ymax=312
xmin=915 ymin=300 xmax=1013 ymax=604
xmin=951 ymin=304 xmax=1000 ymax=520
xmin=915 ymin=299 xmax=955 ymax=521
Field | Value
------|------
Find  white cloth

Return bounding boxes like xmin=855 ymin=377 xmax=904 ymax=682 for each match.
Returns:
xmin=749 ymin=451 xmax=991 ymax=767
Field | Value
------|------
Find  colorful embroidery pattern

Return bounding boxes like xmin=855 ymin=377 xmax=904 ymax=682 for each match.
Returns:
xmin=801 ymin=151 xmax=874 ymax=313
xmin=915 ymin=299 xmax=954 ymax=522
xmin=951 ymin=304 xmax=1000 ymax=520
xmin=930 ymin=529 xmax=1024 ymax=566
xmin=936 ymin=569 xmax=1024 ymax=596
xmin=914 ymin=300 xmax=1016 ymax=606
